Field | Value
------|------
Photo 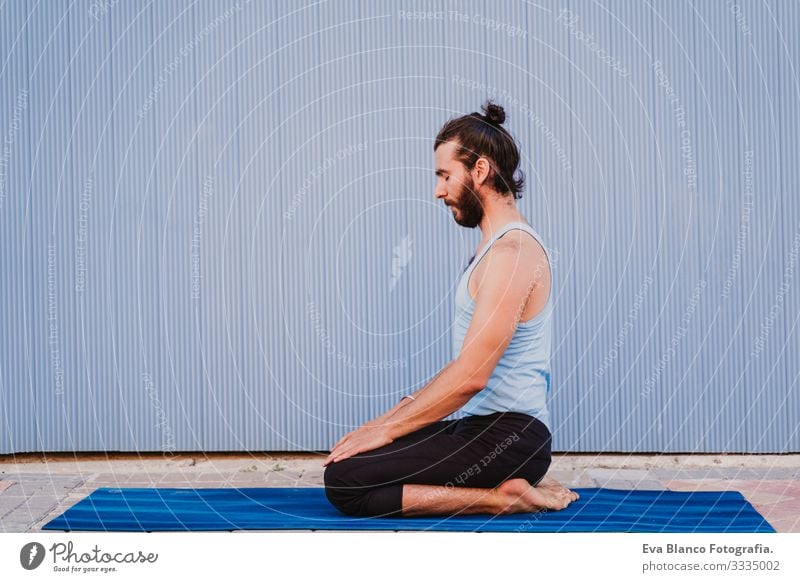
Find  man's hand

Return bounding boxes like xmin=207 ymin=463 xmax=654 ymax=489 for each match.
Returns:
xmin=323 ymin=422 xmax=394 ymax=467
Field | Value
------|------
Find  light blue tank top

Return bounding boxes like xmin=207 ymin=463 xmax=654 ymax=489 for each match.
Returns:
xmin=454 ymin=221 xmax=553 ymax=433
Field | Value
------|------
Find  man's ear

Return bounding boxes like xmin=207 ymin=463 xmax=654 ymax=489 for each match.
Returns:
xmin=472 ymin=157 xmax=492 ymax=187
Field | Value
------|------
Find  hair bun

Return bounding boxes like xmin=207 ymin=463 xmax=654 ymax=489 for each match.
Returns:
xmin=482 ymin=101 xmax=506 ymax=125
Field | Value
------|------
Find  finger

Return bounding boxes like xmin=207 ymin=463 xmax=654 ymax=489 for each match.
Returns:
xmin=337 ymin=429 xmax=359 ymax=446
xmin=323 ymin=445 xmax=344 ymax=466
xmin=332 ymin=447 xmax=352 ymax=463
xmin=332 ymin=434 xmax=351 ymax=450
xmin=332 ymin=445 xmax=359 ymax=464
xmin=330 ymin=437 xmax=351 ymax=456
xmin=333 ymin=452 xmax=352 ymax=464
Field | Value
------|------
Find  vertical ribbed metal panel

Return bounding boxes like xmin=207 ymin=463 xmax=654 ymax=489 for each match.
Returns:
xmin=108 ymin=0 xmax=159 ymax=451
xmin=568 ymin=0 xmax=632 ymax=453
xmin=567 ymin=0 xmax=662 ymax=453
xmin=65 ymin=0 xmax=119 ymax=451
xmin=774 ymin=0 xmax=800 ymax=453
xmin=745 ymin=0 xmax=800 ymax=454
xmin=681 ymin=0 xmax=744 ymax=453
xmin=26 ymin=1 xmax=74 ymax=451
xmin=0 ymin=1 xmax=798 ymax=453
xmin=1 ymin=0 xmax=34 ymax=454
xmin=728 ymin=0 xmax=789 ymax=455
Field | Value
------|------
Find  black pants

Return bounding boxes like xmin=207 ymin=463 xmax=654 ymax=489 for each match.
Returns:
xmin=323 ymin=411 xmax=552 ymax=517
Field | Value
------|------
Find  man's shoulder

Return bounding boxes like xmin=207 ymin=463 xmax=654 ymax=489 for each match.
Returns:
xmin=471 ymin=229 xmax=550 ymax=295
xmin=490 ymin=229 xmax=548 ymax=267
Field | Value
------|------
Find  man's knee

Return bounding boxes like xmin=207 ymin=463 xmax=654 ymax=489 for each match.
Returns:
xmin=323 ymin=460 xmax=362 ymax=516
xmin=324 ymin=460 xmax=404 ymax=517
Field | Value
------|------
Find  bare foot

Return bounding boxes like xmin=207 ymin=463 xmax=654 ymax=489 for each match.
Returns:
xmin=495 ymin=477 xmax=579 ymax=514
xmin=538 ymin=477 xmax=580 ymax=502
xmin=536 ymin=475 xmax=564 ymax=488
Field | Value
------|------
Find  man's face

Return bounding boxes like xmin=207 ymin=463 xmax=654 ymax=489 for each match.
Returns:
xmin=434 ymin=141 xmax=484 ymax=228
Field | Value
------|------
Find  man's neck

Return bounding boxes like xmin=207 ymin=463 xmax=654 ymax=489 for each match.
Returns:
xmin=477 ymin=194 xmax=526 ymax=242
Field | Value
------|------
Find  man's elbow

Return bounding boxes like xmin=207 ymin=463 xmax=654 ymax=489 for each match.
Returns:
xmin=465 ymin=380 xmax=487 ymax=397
xmin=453 ymin=359 xmax=490 ymax=395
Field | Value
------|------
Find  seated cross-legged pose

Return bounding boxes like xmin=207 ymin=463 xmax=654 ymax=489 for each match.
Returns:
xmin=323 ymin=101 xmax=579 ymax=517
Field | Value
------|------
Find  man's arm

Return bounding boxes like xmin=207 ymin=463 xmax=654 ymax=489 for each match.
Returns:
xmin=367 ymin=368 xmax=446 ymax=425
xmin=382 ymin=231 xmax=547 ymax=440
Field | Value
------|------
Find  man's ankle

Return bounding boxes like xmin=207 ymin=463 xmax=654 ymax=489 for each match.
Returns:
xmin=491 ymin=487 xmax=513 ymax=515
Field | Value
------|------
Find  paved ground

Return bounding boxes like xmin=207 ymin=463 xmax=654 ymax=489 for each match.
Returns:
xmin=1 ymin=453 xmax=798 ymax=533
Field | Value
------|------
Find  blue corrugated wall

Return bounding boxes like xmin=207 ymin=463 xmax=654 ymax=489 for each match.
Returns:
xmin=1 ymin=0 xmax=798 ymax=453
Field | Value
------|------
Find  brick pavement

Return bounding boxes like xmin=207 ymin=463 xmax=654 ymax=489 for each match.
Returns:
xmin=1 ymin=454 xmax=797 ymax=532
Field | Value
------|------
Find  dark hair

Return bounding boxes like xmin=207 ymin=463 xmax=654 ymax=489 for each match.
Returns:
xmin=434 ymin=100 xmax=525 ymax=199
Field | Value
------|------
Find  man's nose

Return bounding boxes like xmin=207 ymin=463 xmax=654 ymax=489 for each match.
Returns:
xmin=435 ymin=186 xmax=447 ymax=200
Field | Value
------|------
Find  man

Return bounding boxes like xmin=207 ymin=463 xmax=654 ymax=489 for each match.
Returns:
xmin=323 ymin=101 xmax=579 ymax=517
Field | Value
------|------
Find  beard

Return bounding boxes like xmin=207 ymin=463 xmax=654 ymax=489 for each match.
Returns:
xmin=448 ymin=174 xmax=484 ymax=228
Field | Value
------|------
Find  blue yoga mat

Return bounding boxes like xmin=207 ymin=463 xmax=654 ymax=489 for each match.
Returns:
xmin=42 ymin=487 xmax=775 ymax=533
